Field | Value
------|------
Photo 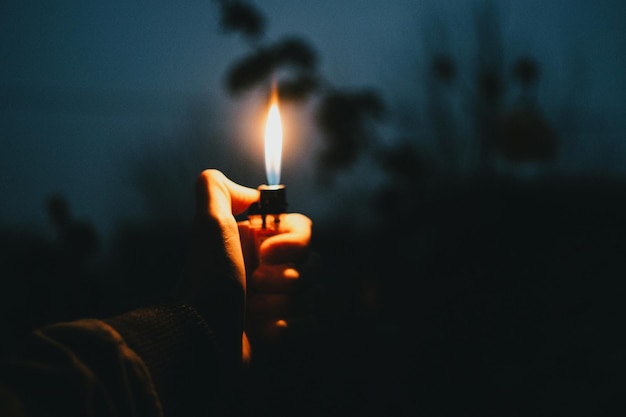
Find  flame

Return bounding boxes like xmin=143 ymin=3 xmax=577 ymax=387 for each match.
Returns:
xmin=264 ymin=86 xmax=282 ymax=186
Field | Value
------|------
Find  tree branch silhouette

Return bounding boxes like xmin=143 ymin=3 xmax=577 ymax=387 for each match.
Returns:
xmin=214 ymin=0 xmax=386 ymax=185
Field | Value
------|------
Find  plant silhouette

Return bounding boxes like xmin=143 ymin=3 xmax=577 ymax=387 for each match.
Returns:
xmin=215 ymin=0 xmax=563 ymax=194
xmin=214 ymin=0 xmax=386 ymax=186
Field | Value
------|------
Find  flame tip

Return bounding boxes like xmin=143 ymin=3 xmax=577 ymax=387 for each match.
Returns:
xmin=270 ymin=87 xmax=279 ymax=106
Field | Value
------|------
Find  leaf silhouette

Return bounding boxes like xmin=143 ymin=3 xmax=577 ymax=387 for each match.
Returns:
xmin=218 ymin=0 xmax=266 ymax=40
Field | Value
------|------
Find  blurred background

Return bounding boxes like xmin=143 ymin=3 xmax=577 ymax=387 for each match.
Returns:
xmin=2 ymin=0 xmax=626 ymax=415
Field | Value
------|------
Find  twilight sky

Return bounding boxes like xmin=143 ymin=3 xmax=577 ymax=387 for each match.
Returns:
xmin=1 ymin=0 xmax=625 ymax=245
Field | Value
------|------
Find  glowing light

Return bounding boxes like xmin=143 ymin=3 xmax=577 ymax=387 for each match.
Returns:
xmin=264 ymin=87 xmax=283 ymax=186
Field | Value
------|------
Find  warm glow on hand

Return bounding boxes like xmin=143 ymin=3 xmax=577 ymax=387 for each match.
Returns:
xmin=239 ymin=212 xmax=313 ymax=346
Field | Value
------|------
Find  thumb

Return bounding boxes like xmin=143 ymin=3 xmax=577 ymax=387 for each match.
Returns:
xmin=195 ymin=169 xmax=259 ymax=218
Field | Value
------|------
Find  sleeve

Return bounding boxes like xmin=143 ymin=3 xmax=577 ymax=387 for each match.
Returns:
xmin=0 ymin=302 xmax=221 ymax=417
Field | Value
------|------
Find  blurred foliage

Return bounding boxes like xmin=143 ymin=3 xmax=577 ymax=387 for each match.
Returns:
xmin=376 ymin=141 xmax=428 ymax=185
xmin=432 ymin=54 xmax=457 ymax=85
xmin=276 ymin=73 xmax=320 ymax=101
xmin=420 ymin=1 xmax=561 ymax=178
xmin=215 ymin=0 xmax=386 ymax=184
xmin=216 ymin=0 xmax=266 ymax=41
xmin=216 ymin=0 xmax=565 ymax=193
xmin=495 ymin=107 xmax=558 ymax=162
xmin=225 ymin=36 xmax=318 ymax=95
xmin=315 ymin=90 xmax=385 ymax=180
xmin=512 ymin=56 xmax=540 ymax=87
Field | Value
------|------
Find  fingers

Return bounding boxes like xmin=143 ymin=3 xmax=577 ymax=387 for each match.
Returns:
xmin=246 ymin=315 xmax=319 ymax=347
xmin=180 ymin=170 xmax=261 ymax=370
xmin=222 ymin=175 xmax=261 ymax=215
xmin=245 ymin=214 xmax=312 ymax=321
xmin=247 ymin=265 xmax=300 ymax=324
xmin=188 ymin=169 xmax=254 ymax=285
xmin=259 ymin=213 xmax=312 ymax=265
xmin=250 ymin=264 xmax=300 ymax=292
xmin=246 ymin=288 xmax=294 ymax=346
xmin=246 ymin=261 xmax=312 ymax=344
xmin=183 ymin=169 xmax=260 ymax=325
xmin=247 ymin=293 xmax=293 ymax=321
xmin=195 ymin=169 xmax=259 ymax=220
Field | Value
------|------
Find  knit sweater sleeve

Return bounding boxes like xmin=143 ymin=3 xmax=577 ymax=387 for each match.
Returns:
xmin=104 ymin=302 xmax=222 ymax=417
xmin=0 ymin=303 xmax=221 ymax=417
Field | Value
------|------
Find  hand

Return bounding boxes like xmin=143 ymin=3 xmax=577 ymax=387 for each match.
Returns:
xmin=239 ymin=213 xmax=313 ymax=353
xmin=177 ymin=169 xmax=313 ymax=368
xmin=177 ymin=169 xmax=259 ymax=370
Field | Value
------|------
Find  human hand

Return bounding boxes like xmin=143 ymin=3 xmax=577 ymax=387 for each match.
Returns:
xmin=177 ymin=169 xmax=313 ymax=368
xmin=238 ymin=213 xmax=313 ymax=354
xmin=177 ymin=169 xmax=259 ymax=371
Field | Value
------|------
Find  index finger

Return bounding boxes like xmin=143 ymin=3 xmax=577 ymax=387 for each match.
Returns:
xmin=259 ymin=213 xmax=312 ymax=265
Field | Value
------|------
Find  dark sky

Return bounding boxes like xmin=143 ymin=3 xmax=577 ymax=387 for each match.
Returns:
xmin=2 ymin=0 xmax=625 ymax=246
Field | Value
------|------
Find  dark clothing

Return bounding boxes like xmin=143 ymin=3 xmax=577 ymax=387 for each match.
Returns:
xmin=1 ymin=303 xmax=223 ymax=417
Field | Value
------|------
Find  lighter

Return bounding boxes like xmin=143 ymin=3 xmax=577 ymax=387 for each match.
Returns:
xmin=247 ymin=184 xmax=287 ymax=261
xmin=247 ymin=81 xmax=287 ymax=259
